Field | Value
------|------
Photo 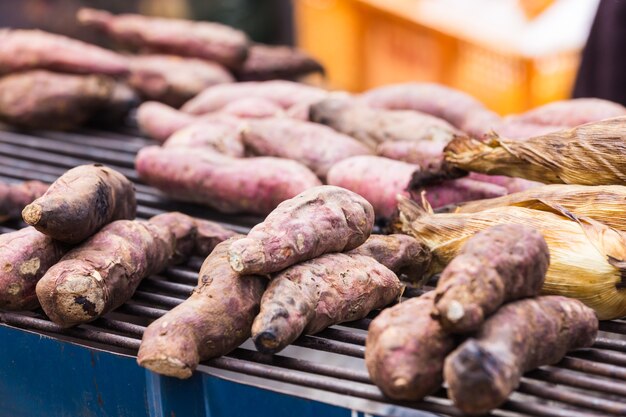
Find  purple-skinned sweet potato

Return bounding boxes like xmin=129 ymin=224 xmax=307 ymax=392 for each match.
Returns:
xmin=22 ymin=164 xmax=136 ymax=244
xmin=0 ymin=227 xmax=68 ymax=311
xmin=163 ymin=121 xmax=245 ymax=157
xmin=506 ymin=98 xmax=626 ymax=128
xmin=194 ymin=219 xmax=238 ymax=257
xmin=0 ymin=29 xmax=129 ymax=76
xmin=219 ymin=97 xmax=284 ymax=119
xmin=242 ymin=118 xmax=372 ymax=180
xmin=128 ymin=55 xmax=234 ymax=108
xmin=78 ymin=8 xmax=249 ymax=69
xmin=376 ymin=140 xmax=446 ymax=170
xmin=137 ymin=237 xmax=266 ymax=378
xmin=135 ymin=146 xmax=322 ymax=215
xmin=236 ymin=44 xmax=324 ymax=81
xmin=252 ymin=252 xmax=401 ymax=354
xmin=0 ymin=180 xmax=49 ymax=223
xmin=137 ymin=101 xmax=198 ymax=142
xmin=36 ymin=219 xmax=175 ymax=327
xmin=227 ymin=185 xmax=374 ymax=275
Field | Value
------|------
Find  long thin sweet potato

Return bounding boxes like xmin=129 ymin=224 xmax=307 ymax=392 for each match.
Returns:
xmin=0 ymin=180 xmax=49 ymax=223
xmin=227 ymin=185 xmax=374 ymax=275
xmin=22 ymin=164 xmax=136 ymax=244
xmin=252 ymin=252 xmax=401 ymax=354
xmin=242 ymin=118 xmax=372 ymax=180
xmin=163 ymin=121 xmax=245 ymax=157
xmin=36 ymin=219 xmax=174 ymax=327
xmin=0 ymin=29 xmax=129 ymax=75
xmin=135 ymin=146 xmax=322 ymax=215
xmin=236 ymin=44 xmax=324 ymax=81
xmin=365 ymin=292 xmax=456 ymax=401
xmin=137 ymin=237 xmax=266 ymax=378
xmin=432 ymin=224 xmax=549 ymax=333
xmin=0 ymin=227 xmax=68 ymax=311
xmin=444 ymin=296 xmax=598 ymax=415
xmin=78 ymin=8 xmax=249 ymax=69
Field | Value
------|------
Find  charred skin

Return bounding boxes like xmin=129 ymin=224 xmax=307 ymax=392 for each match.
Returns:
xmin=36 ymin=220 xmax=174 ymax=328
xmin=444 ymin=296 xmax=598 ymax=415
xmin=236 ymin=44 xmax=325 ymax=81
xmin=252 ymin=253 xmax=401 ymax=354
xmin=227 ymin=185 xmax=374 ymax=275
xmin=22 ymin=164 xmax=136 ymax=244
xmin=0 ymin=180 xmax=49 ymax=223
xmin=432 ymin=224 xmax=550 ymax=333
xmin=90 ymin=81 xmax=139 ymax=126
xmin=0 ymin=227 xmax=67 ymax=310
xmin=137 ymin=238 xmax=266 ymax=379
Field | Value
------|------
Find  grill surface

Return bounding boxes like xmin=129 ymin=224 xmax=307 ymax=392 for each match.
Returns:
xmin=1 ymin=124 xmax=626 ymax=417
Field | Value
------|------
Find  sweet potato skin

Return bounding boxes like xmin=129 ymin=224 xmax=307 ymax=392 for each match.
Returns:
xmin=0 ymin=180 xmax=49 ymax=223
xmin=193 ymin=219 xmax=238 ymax=256
xmin=137 ymin=237 xmax=266 ymax=379
xmin=432 ymin=224 xmax=549 ymax=333
xmin=507 ymin=98 xmax=626 ymax=128
xmin=252 ymin=253 xmax=401 ymax=354
xmin=218 ymin=97 xmax=283 ymax=119
xmin=227 ymin=185 xmax=374 ymax=275
xmin=22 ymin=164 xmax=136 ymax=244
xmin=135 ymin=146 xmax=321 ymax=215
xmin=444 ymin=296 xmax=598 ymax=415
xmin=0 ymin=227 xmax=67 ymax=310
xmin=236 ymin=44 xmax=324 ymax=81
xmin=376 ymin=140 xmax=446 ymax=170
xmin=137 ymin=101 xmax=198 ymax=142
xmin=242 ymin=118 xmax=372 ymax=179
xmin=365 ymin=292 xmax=456 ymax=401
xmin=348 ymin=234 xmax=431 ymax=283
xmin=149 ymin=212 xmax=197 ymax=265
xmin=36 ymin=220 xmax=174 ymax=327
xmin=163 ymin=121 xmax=245 ymax=157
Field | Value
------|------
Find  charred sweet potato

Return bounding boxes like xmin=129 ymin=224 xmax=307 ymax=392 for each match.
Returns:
xmin=0 ymin=180 xmax=49 ymax=223
xmin=236 ymin=44 xmax=324 ymax=81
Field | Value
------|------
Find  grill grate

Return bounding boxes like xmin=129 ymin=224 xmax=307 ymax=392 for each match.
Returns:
xmin=1 ymin=124 xmax=626 ymax=417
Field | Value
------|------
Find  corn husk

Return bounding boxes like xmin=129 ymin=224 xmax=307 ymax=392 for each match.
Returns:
xmin=444 ymin=116 xmax=626 ymax=185
xmin=396 ymin=195 xmax=626 ymax=320
xmin=455 ymin=184 xmax=626 ymax=232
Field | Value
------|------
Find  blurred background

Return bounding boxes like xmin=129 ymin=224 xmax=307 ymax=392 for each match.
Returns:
xmin=0 ymin=0 xmax=602 ymax=114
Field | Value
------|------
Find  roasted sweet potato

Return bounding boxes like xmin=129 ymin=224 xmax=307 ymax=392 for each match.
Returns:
xmin=365 ymin=292 xmax=456 ymax=401
xmin=36 ymin=219 xmax=174 ymax=327
xmin=22 ymin=164 xmax=136 ymax=244
xmin=0 ymin=29 xmax=128 ymax=75
xmin=444 ymin=296 xmax=598 ymax=415
xmin=137 ymin=237 xmax=266 ymax=378
xmin=78 ymin=8 xmax=249 ymax=69
xmin=128 ymin=55 xmax=234 ymax=108
xmin=376 ymin=140 xmax=446 ymax=170
xmin=0 ymin=70 xmax=115 ymax=130
xmin=236 ymin=44 xmax=324 ymax=81
xmin=163 ymin=121 xmax=245 ymax=157
xmin=0 ymin=227 xmax=68 ymax=311
xmin=432 ymin=224 xmax=549 ymax=333
xmin=136 ymin=146 xmax=321 ymax=215
xmin=507 ymin=98 xmax=626 ymax=127
xmin=90 ymin=81 xmax=139 ymax=126
xmin=252 ymin=252 xmax=401 ymax=354
xmin=0 ymin=180 xmax=49 ymax=223
xmin=218 ymin=97 xmax=284 ymax=119
xmin=194 ymin=219 xmax=238 ymax=256
xmin=242 ymin=118 xmax=372 ymax=179
xmin=227 ymin=185 xmax=374 ymax=275
xmin=137 ymin=101 xmax=198 ymax=142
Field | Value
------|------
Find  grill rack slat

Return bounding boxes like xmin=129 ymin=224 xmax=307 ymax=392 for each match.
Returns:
xmin=0 ymin=127 xmax=626 ymax=417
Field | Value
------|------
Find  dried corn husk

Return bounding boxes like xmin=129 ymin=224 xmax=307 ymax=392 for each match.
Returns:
xmin=455 ymin=184 xmax=626 ymax=232
xmin=396 ymin=195 xmax=626 ymax=320
xmin=444 ymin=116 xmax=626 ymax=185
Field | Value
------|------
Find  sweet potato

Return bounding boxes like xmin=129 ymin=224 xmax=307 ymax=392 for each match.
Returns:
xmin=0 ymin=29 xmax=129 ymax=75
xmin=310 ymin=97 xmax=460 ymax=149
xmin=0 ymin=180 xmax=49 ymax=223
xmin=365 ymin=292 xmax=456 ymax=401
xmin=242 ymin=118 xmax=372 ymax=179
xmin=444 ymin=296 xmax=598 ymax=415
xmin=376 ymin=140 xmax=446 ymax=170
xmin=252 ymin=253 xmax=401 ymax=354
xmin=78 ymin=8 xmax=249 ymax=69
xmin=181 ymin=80 xmax=327 ymax=115
xmin=507 ymin=98 xmax=626 ymax=127
xmin=128 ymin=55 xmax=234 ymax=108
xmin=236 ymin=44 xmax=324 ymax=81
xmin=135 ymin=146 xmax=322 ymax=215
xmin=347 ymin=234 xmax=431 ymax=283
xmin=90 ymin=81 xmax=139 ymax=126
xmin=137 ymin=101 xmax=198 ymax=142
xmin=491 ymin=119 xmax=567 ymax=140
xmin=36 ymin=219 xmax=174 ymax=327
xmin=194 ymin=219 xmax=238 ymax=256
xmin=432 ymin=224 xmax=549 ymax=333
xmin=137 ymin=237 xmax=266 ymax=378
xmin=227 ymin=185 xmax=374 ymax=275
xmin=467 ymin=173 xmax=541 ymax=194
xmin=219 ymin=97 xmax=284 ymax=119
xmin=0 ymin=227 xmax=67 ymax=311
xmin=0 ymin=70 xmax=115 ymax=130
xmin=163 ymin=121 xmax=245 ymax=157
xmin=22 ymin=164 xmax=136 ymax=244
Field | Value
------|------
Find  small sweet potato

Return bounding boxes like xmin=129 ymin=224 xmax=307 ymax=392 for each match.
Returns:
xmin=135 ymin=146 xmax=322 ymax=215
xmin=365 ymin=292 xmax=456 ymax=401
xmin=252 ymin=253 xmax=401 ymax=354
xmin=242 ymin=118 xmax=372 ymax=179
xmin=444 ymin=296 xmax=598 ymax=415
xmin=227 ymin=185 xmax=374 ymax=275
xmin=22 ymin=164 xmax=136 ymax=244
xmin=36 ymin=219 xmax=174 ymax=327
xmin=137 ymin=237 xmax=266 ymax=378
xmin=432 ymin=224 xmax=549 ymax=333
xmin=0 ymin=227 xmax=68 ymax=311
xmin=236 ymin=44 xmax=324 ymax=81
xmin=137 ymin=101 xmax=198 ymax=142
xmin=163 ymin=121 xmax=245 ymax=157
xmin=0 ymin=180 xmax=49 ymax=223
